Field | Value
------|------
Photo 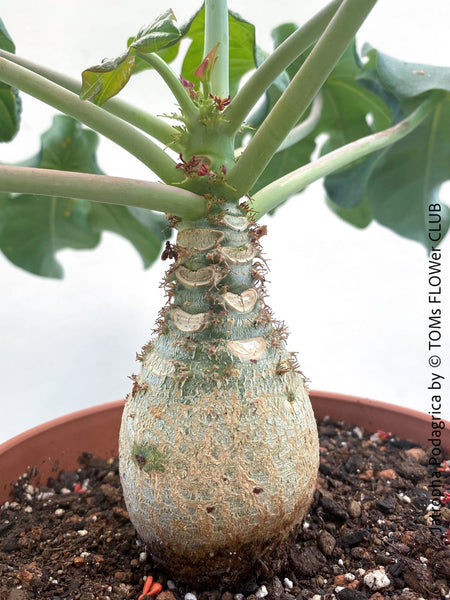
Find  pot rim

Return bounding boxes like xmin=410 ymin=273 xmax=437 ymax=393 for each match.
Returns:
xmin=0 ymin=399 xmax=122 ymax=456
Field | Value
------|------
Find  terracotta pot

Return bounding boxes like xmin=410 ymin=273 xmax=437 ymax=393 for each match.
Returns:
xmin=0 ymin=391 xmax=447 ymax=504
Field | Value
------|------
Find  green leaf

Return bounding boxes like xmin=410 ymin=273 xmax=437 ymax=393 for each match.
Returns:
xmin=88 ymin=204 xmax=168 ymax=269
xmin=326 ymin=195 xmax=373 ymax=229
xmin=80 ymin=9 xmax=184 ymax=106
xmin=0 ymin=116 xmax=170 ymax=277
xmin=318 ymin=44 xmax=392 ymax=152
xmin=366 ymin=96 xmax=450 ymax=248
xmin=130 ymin=9 xmax=182 ymax=53
xmin=324 ymin=152 xmax=383 ymax=209
xmin=226 ymin=9 xmax=256 ymax=97
xmin=324 ymin=49 xmax=450 ymax=248
xmin=0 ymin=193 xmax=99 ymax=278
xmin=356 ymin=45 xmax=403 ymax=122
xmin=376 ymin=52 xmax=450 ymax=101
xmin=0 ymin=84 xmax=21 ymax=142
xmin=127 ymin=206 xmax=170 ymax=241
xmin=0 ymin=19 xmax=21 ymax=142
xmin=80 ymin=53 xmax=136 ymax=106
xmin=128 ymin=9 xmax=183 ymax=74
xmin=0 ymin=18 xmax=14 ymax=53
xmin=0 ymin=116 xmax=102 ymax=277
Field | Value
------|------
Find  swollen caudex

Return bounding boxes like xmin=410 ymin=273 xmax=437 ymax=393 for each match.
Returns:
xmin=119 ymin=200 xmax=319 ymax=587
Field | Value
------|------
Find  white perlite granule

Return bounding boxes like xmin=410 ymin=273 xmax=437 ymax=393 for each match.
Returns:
xmin=255 ymin=585 xmax=268 ymax=598
xmin=363 ymin=567 xmax=391 ymax=590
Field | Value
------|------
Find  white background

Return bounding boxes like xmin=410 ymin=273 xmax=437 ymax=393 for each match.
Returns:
xmin=0 ymin=0 xmax=449 ymax=443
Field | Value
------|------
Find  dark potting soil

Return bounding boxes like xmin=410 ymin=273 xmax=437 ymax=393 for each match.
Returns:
xmin=1 ymin=418 xmax=449 ymax=600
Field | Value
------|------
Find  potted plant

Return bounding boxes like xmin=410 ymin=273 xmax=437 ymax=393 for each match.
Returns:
xmin=0 ymin=0 xmax=449 ymax=595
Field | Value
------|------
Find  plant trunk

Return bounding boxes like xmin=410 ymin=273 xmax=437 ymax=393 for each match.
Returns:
xmin=119 ymin=198 xmax=319 ymax=588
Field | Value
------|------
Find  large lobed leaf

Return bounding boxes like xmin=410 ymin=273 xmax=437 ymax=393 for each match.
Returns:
xmin=0 ymin=116 xmax=169 ymax=278
xmin=0 ymin=18 xmax=21 ymax=142
xmin=324 ymin=50 xmax=450 ymax=249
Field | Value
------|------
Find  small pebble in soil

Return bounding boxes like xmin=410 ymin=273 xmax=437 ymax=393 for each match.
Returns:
xmin=348 ymin=500 xmax=362 ymax=518
xmin=318 ymin=529 xmax=336 ymax=556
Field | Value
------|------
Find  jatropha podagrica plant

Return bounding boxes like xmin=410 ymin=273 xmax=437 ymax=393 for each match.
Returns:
xmin=0 ymin=0 xmax=449 ymax=587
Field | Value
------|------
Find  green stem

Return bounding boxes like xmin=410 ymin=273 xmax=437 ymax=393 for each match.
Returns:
xmin=251 ymin=96 xmax=437 ymax=218
xmin=0 ymin=56 xmax=183 ymax=184
xmin=204 ymin=0 xmax=229 ymax=98
xmin=135 ymin=52 xmax=198 ymax=123
xmin=0 ymin=165 xmax=206 ymax=220
xmin=0 ymin=49 xmax=180 ymax=149
xmin=224 ymin=0 xmax=343 ymax=134
xmin=226 ymin=0 xmax=378 ymax=196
